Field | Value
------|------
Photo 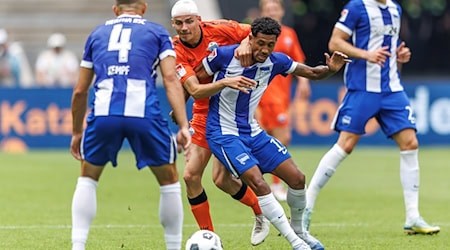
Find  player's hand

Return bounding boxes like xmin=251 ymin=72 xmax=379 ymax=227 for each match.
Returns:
xmin=396 ymin=41 xmax=411 ymax=63
xmin=326 ymin=51 xmax=351 ymax=72
xmin=70 ymin=133 xmax=83 ymax=161
xmin=219 ymin=76 xmax=257 ymax=93
xmin=176 ymin=127 xmax=191 ymax=161
xmin=234 ymin=40 xmax=252 ymax=67
xmin=367 ymin=46 xmax=391 ymax=66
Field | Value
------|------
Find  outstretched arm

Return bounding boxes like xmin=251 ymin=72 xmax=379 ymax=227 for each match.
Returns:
xmin=291 ymin=51 xmax=350 ymax=80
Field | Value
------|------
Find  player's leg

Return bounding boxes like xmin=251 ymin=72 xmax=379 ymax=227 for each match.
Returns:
xmin=274 ymin=159 xmax=324 ymax=250
xmin=71 ymin=116 xmax=123 ymax=250
xmin=305 ymin=91 xmax=373 ymax=231
xmin=382 ymin=93 xmax=440 ymax=235
xmin=72 ymin=161 xmax=104 ymax=250
xmin=212 ymin=158 xmax=269 ymax=245
xmin=259 ymin=103 xmax=291 ymax=201
xmin=209 ymin=134 xmax=308 ymax=249
xmin=304 ymin=131 xmax=357 ymax=227
xmin=268 ymin=126 xmax=291 ymax=201
xmin=183 ymin=143 xmax=214 ymax=231
xmin=240 ymin=166 xmax=309 ymax=250
xmin=150 ymin=163 xmax=184 ymax=249
xmin=129 ymin=117 xmax=184 ymax=249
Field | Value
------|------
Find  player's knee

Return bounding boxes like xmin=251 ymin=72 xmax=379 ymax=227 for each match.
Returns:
xmin=183 ymin=171 xmax=202 ymax=186
xmin=287 ymin=172 xmax=306 ymax=190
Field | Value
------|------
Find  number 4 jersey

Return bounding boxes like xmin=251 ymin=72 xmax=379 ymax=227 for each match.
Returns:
xmin=80 ymin=14 xmax=175 ymax=120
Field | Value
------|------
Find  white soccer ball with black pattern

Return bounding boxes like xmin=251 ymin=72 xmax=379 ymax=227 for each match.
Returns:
xmin=185 ymin=230 xmax=223 ymax=250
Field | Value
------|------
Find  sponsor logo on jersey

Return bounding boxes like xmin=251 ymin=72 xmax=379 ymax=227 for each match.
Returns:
xmin=339 ymin=9 xmax=349 ymax=22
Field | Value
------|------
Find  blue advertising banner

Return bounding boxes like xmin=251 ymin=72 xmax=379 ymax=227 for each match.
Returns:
xmin=0 ymin=80 xmax=449 ymax=150
xmin=290 ymin=81 xmax=450 ymax=146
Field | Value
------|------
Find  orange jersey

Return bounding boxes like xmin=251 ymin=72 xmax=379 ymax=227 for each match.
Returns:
xmin=173 ymin=20 xmax=251 ymax=117
xmin=259 ymin=25 xmax=306 ymax=108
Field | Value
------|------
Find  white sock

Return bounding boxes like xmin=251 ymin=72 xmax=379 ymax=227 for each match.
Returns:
xmin=287 ymin=187 xmax=306 ymax=233
xmin=258 ymin=193 xmax=303 ymax=248
xmin=159 ymin=182 xmax=183 ymax=250
xmin=400 ymin=149 xmax=420 ymax=223
xmin=71 ymin=177 xmax=98 ymax=250
xmin=306 ymin=144 xmax=347 ymax=211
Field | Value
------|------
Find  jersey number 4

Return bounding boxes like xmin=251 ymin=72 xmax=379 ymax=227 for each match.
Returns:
xmin=108 ymin=24 xmax=132 ymax=63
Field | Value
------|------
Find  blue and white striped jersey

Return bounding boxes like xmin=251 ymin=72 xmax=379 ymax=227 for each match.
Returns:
xmin=80 ymin=14 xmax=176 ymax=119
xmin=202 ymin=44 xmax=297 ymax=137
xmin=336 ymin=0 xmax=403 ymax=93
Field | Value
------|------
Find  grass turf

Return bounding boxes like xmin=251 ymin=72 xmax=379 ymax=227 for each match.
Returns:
xmin=0 ymin=147 xmax=448 ymax=249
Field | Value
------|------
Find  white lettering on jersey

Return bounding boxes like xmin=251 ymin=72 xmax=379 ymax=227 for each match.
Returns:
xmin=108 ymin=65 xmax=130 ymax=76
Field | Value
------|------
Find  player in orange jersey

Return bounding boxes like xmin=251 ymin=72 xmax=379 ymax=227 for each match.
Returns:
xmin=170 ymin=0 xmax=270 ymax=246
xmin=256 ymin=0 xmax=311 ymax=201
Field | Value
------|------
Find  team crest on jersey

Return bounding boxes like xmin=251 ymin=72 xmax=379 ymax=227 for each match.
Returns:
xmin=339 ymin=9 xmax=349 ymax=22
xmin=176 ymin=64 xmax=187 ymax=78
xmin=207 ymin=48 xmax=218 ymax=61
xmin=236 ymin=153 xmax=250 ymax=165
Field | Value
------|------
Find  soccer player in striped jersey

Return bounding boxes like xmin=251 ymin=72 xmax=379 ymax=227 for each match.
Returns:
xmin=303 ymin=0 xmax=440 ymax=235
xmin=170 ymin=0 xmax=270 ymax=245
xmin=70 ymin=1 xmax=191 ymax=250
xmin=199 ymin=16 xmax=349 ymax=250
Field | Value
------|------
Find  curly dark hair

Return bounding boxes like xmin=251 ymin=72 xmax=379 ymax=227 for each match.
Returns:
xmin=251 ymin=17 xmax=281 ymax=38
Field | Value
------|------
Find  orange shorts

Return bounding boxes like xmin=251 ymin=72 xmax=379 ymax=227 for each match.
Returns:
xmin=257 ymin=103 xmax=290 ymax=131
xmin=189 ymin=114 xmax=209 ymax=149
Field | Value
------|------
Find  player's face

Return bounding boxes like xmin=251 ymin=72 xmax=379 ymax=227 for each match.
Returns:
xmin=250 ymin=33 xmax=277 ymax=63
xmin=172 ymin=15 xmax=202 ymax=46
xmin=260 ymin=1 xmax=284 ymax=23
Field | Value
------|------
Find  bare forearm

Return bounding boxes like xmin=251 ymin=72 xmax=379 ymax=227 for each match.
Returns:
xmin=294 ymin=64 xmax=334 ymax=81
xmin=185 ymin=75 xmax=226 ymax=99
xmin=71 ymin=92 xmax=88 ymax=134
xmin=165 ymin=79 xmax=189 ymax=129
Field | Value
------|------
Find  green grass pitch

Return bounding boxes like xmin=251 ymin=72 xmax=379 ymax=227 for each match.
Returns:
xmin=0 ymin=147 xmax=448 ymax=249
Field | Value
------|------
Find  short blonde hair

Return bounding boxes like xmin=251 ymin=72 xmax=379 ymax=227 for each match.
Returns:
xmin=259 ymin=0 xmax=284 ymax=9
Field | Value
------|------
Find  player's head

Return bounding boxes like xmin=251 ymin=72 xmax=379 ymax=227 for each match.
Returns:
xmin=259 ymin=0 xmax=284 ymax=23
xmin=113 ymin=0 xmax=147 ymax=16
xmin=47 ymin=33 xmax=66 ymax=53
xmin=250 ymin=17 xmax=281 ymax=63
xmin=171 ymin=0 xmax=202 ymax=46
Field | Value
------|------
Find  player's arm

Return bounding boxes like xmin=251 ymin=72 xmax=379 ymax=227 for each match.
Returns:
xmin=291 ymin=51 xmax=350 ymax=80
xmin=329 ymin=27 xmax=390 ymax=67
xmin=71 ymin=66 xmax=94 ymax=160
xmin=160 ymin=55 xmax=191 ymax=156
xmin=183 ymin=64 xmax=256 ymax=99
xmin=396 ymin=41 xmax=411 ymax=72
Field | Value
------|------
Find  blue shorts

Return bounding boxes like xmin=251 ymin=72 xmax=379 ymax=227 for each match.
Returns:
xmin=207 ymin=131 xmax=291 ymax=176
xmin=332 ymin=90 xmax=416 ymax=137
xmin=82 ymin=116 xmax=176 ymax=169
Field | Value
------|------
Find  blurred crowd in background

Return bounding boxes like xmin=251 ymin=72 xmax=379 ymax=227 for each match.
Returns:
xmin=220 ymin=0 xmax=450 ymax=76
xmin=0 ymin=0 xmax=449 ymax=88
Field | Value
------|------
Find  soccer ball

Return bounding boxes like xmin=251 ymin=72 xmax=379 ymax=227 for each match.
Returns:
xmin=185 ymin=230 xmax=223 ymax=250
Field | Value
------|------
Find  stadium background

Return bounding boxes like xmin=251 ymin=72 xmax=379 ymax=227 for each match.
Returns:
xmin=0 ymin=0 xmax=449 ymax=150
